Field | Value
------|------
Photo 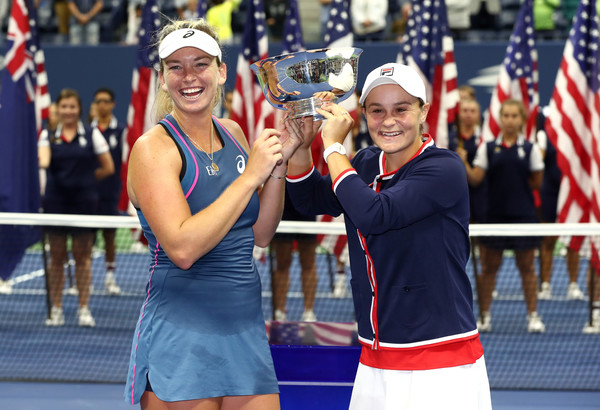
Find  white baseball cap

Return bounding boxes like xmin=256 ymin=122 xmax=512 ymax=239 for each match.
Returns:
xmin=158 ymin=28 xmax=222 ymax=61
xmin=359 ymin=63 xmax=427 ymax=105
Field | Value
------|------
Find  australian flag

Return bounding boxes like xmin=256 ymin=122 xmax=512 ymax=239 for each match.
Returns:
xmin=0 ymin=0 xmax=47 ymax=280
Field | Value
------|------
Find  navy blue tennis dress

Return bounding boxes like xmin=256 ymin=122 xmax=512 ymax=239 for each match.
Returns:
xmin=124 ymin=114 xmax=278 ymax=404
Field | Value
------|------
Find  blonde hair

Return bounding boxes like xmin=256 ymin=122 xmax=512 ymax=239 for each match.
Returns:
xmin=153 ymin=19 xmax=225 ymax=121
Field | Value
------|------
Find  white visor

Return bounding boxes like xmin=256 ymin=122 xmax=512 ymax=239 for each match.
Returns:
xmin=158 ymin=28 xmax=222 ymax=61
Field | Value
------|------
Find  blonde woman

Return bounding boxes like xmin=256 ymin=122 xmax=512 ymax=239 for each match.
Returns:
xmin=123 ymin=19 xmax=308 ymax=409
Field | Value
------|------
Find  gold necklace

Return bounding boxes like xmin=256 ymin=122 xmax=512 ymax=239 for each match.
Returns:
xmin=178 ymin=117 xmax=219 ymax=172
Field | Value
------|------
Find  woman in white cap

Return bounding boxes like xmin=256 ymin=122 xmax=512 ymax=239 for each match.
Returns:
xmin=286 ymin=63 xmax=492 ymax=409
xmin=124 ymin=19 xmax=306 ymax=409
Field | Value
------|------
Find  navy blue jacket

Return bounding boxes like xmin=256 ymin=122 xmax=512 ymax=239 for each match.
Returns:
xmin=287 ymin=137 xmax=480 ymax=362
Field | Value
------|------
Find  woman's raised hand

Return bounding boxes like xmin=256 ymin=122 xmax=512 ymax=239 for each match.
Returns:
xmin=245 ymin=128 xmax=283 ymax=185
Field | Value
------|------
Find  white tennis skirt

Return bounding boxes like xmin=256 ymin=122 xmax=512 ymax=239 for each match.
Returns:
xmin=349 ymin=355 xmax=492 ymax=410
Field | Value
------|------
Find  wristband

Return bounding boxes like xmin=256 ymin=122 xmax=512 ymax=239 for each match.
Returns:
xmin=323 ymin=142 xmax=346 ymax=163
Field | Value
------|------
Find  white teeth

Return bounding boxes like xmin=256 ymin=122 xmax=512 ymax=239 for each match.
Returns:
xmin=381 ymin=131 xmax=400 ymax=136
xmin=182 ymin=88 xmax=202 ymax=96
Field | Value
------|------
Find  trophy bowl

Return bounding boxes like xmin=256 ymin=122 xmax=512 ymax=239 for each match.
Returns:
xmin=250 ymin=47 xmax=363 ymax=120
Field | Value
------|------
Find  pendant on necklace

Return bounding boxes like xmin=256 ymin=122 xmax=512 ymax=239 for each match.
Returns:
xmin=211 ymin=162 xmax=219 ymax=172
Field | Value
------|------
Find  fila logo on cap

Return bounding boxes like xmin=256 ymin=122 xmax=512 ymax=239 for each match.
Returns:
xmin=380 ymin=67 xmax=394 ymax=77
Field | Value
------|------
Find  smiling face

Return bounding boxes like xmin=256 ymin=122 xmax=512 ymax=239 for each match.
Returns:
xmin=363 ymin=83 xmax=430 ymax=169
xmin=159 ymin=47 xmax=226 ymax=115
xmin=57 ymin=96 xmax=81 ymax=126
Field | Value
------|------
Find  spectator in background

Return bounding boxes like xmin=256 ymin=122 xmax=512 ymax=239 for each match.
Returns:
xmin=387 ymin=0 xmax=412 ymax=41
xmin=447 ymin=0 xmax=471 ymax=40
xmin=534 ymin=0 xmax=561 ymax=40
xmin=265 ymin=0 xmax=287 ymax=41
xmin=124 ymin=0 xmax=142 ymax=45
xmin=469 ymin=0 xmax=500 ymax=37
xmin=223 ymin=89 xmax=234 ymax=118
xmin=451 ymin=98 xmax=487 ymax=225
xmin=206 ymin=0 xmax=241 ymax=44
xmin=350 ymin=0 xmax=388 ymax=42
xmin=177 ymin=0 xmax=198 ymax=19
xmin=535 ymin=106 xmax=586 ymax=303
xmin=559 ymin=0 xmax=579 ymax=32
xmin=270 ymin=191 xmax=318 ymax=322
xmin=463 ymin=99 xmax=546 ymax=333
xmin=67 ymin=0 xmax=104 ymax=45
xmin=38 ymin=88 xmax=114 ymax=327
xmin=90 ymin=87 xmax=128 ymax=296
xmin=451 ymin=99 xmax=487 ymax=305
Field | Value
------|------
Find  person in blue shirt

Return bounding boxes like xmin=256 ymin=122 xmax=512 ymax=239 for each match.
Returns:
xmin=90 ymin=87 xmax=128 ymax=295
xmin=463 ymin=99 xmax=546 ymax=333
xmin=38 ymin=88 xmax=115 ymax=327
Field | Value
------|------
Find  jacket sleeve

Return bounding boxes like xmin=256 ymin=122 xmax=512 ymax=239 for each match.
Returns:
xmin=286 ymin=165 xmax=345 ymax=218
xmin=333 ymin=152 xmax=469 ymax=236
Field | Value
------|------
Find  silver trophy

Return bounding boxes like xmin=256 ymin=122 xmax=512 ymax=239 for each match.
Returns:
xmin=250 ymin=47 xmax=363 ymax=120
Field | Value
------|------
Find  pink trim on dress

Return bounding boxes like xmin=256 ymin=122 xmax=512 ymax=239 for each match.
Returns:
xmin=163 ymin=118 xmax=199 ymax=199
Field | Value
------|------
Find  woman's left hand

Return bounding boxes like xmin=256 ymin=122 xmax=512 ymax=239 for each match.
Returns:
xmin=316 ymin=103 xmax=354 ymax=146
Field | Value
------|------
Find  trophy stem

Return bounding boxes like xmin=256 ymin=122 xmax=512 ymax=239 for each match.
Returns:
xmin=287 ymin=96 xmax=339 ymax=121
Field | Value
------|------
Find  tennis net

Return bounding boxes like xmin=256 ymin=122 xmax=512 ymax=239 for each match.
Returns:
xmin=0 ymin=212 xmax=598 ymax=390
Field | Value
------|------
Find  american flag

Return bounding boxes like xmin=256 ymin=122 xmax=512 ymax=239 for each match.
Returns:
xmin=282 ymin=0 xmax=304 ymax=54
xmin=481 ymin=0 xmax=539 ymax=142
xmin=397 ymin=0 xmax=459 ymax=148
xmin=0 ymin=0 xmax=46 ymax=279
xmin=231 ymin=0 xmax=273 ymax=145
xmin=121 ymin=0 xmax=160 ymax=212
xmin=323 ymin=0 xmax=353 ymax=48
xmin=545 ymin=0 xmax=600 ymax=269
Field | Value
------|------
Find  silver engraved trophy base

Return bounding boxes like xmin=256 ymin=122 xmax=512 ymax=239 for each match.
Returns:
xmin=251 ymin=47 xmax=363 ymax=120
xmin=286 ymin=96 xmax=338 ymax=120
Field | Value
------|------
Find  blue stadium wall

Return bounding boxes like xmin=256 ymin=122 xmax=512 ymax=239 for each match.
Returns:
xmin=43 ymin=41 xmax=565 ymax=127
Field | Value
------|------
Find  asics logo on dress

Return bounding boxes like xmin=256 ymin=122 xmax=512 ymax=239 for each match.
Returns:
xmin=236 ymin=155 xmax=246 ymax=174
